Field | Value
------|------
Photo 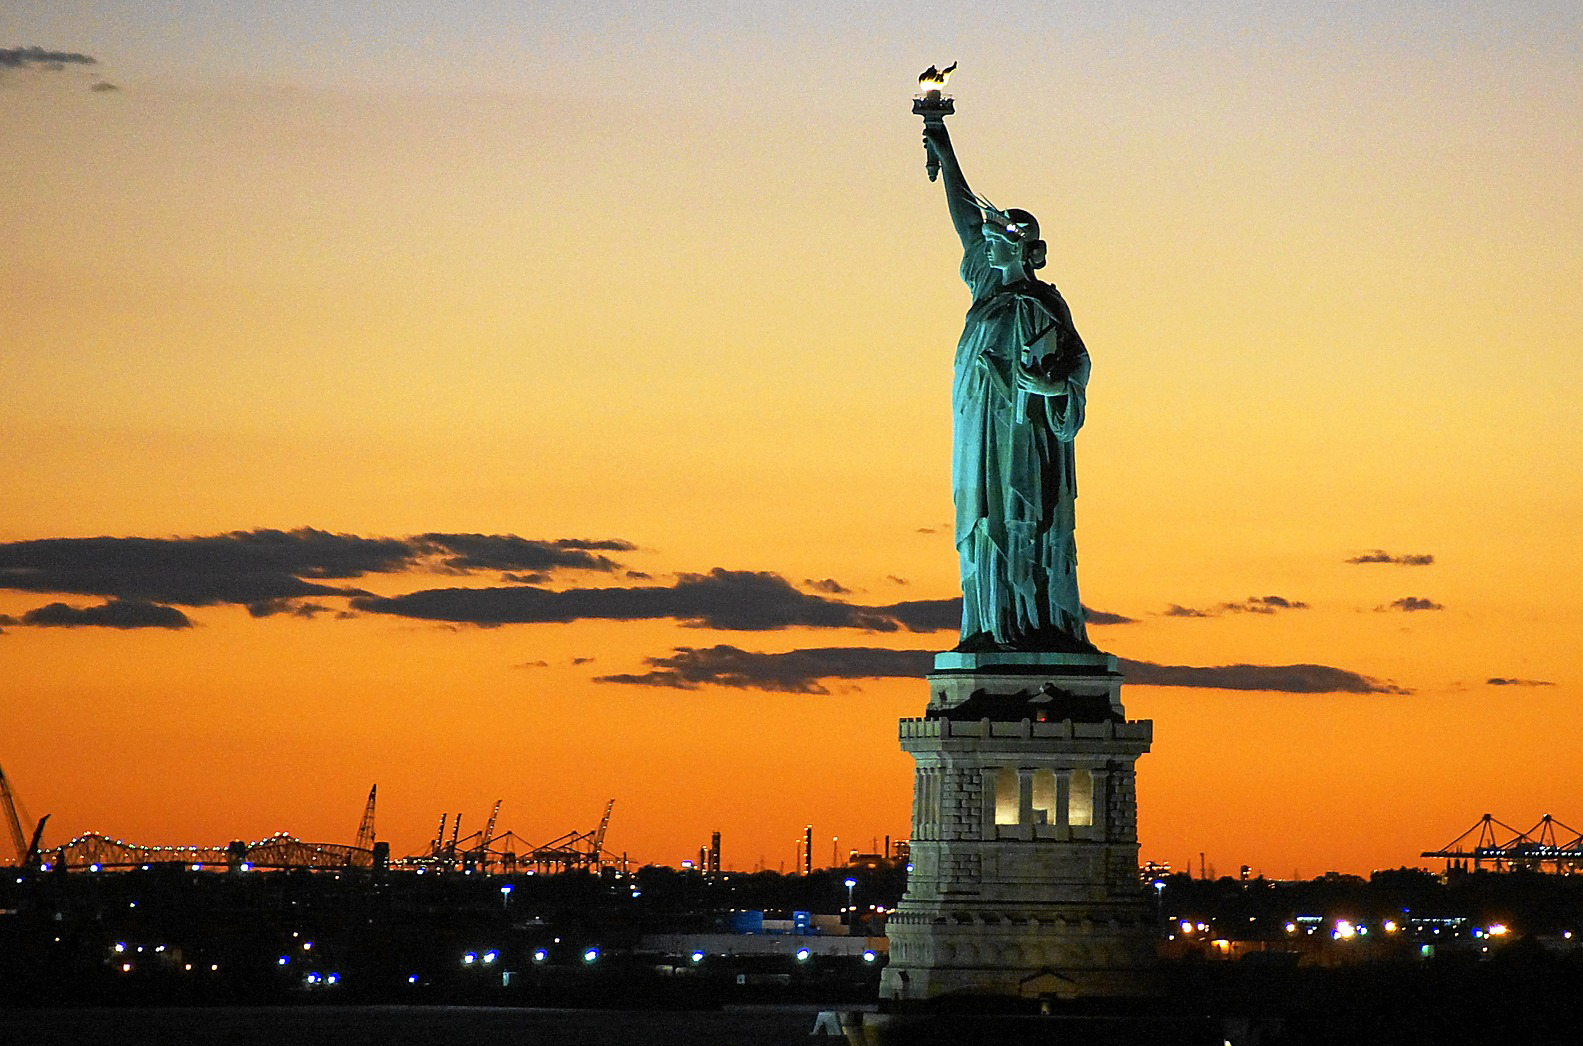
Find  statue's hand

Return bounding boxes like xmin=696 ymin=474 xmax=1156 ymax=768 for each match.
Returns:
xmin=1016 ymin=359 xmax=1072 ymax=396
xmin=921 ymin=122 xmax=950 ymax=159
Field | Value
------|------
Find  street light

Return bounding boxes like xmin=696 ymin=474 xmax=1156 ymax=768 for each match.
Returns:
xmin=844 ymin=878 xmax=857 ymax=924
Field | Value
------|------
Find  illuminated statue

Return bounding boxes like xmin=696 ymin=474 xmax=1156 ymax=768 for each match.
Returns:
xmin=921 ymin=120 xmax=1092 ymax=652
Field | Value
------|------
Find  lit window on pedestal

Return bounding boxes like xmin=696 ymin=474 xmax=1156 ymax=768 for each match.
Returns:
xmin=994 ymin=768 xmax=1018 ymax=825
xmin=1069 ymin=769 xmax=1094 ymax=827
xmin=1031 ymin=770 xmax=1057 ymax=824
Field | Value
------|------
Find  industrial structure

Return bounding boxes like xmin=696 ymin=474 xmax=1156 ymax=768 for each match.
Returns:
xmin=1 ymin=769 xmax=623 ymax=876
xmin=1423 ymin=813 xmax=1583 ymax=873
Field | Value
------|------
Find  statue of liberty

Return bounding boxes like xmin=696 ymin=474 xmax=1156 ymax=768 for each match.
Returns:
xmin=922 ymin=120 xmax=1093 ymax=653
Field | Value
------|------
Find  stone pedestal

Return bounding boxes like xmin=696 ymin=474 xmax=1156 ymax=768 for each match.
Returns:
xmin=879 ymin=650 xmax=1156 ymax=1005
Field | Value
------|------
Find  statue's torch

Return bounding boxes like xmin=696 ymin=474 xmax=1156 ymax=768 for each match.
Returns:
xmin=913 ymin=62 xmax=956 ymax=181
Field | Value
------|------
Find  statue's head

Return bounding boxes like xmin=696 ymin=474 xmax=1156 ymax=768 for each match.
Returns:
xmin=982 ymin=206 xmax=1048 ymax=273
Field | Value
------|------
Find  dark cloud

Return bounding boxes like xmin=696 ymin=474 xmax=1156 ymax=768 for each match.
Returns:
xmin=0 ymin=529 xmax=405 ymax=606
xmin=1378 ymin=596 xmax=1444 ymax=613
xmin=1160 ymin=596 xmax=1307 ymax=617
xmin=625 ymin=570 xmax=653 ymax=581
xmin=592 ymin=643 xmax=1407 ymax=696
xmin=804 ymin=578 xmax=852 ymax=595
xmin=415 ymin=533 xmax=631 ymax=574
xmin=916 ymin=527 xmax=938 ymax=535
xmin=1082 ymin=606 xmax=1136 ymax=626
xmin=515 ymin=660 xmax=550 ymax=670
xmin=1487 ymin=677 xmax=1556 ymax=688
xmin=0 ymin=528 xmax=630 ymax=612
xmin=1225 ymin=595 xmax=1309 ymax=614
xmin=246 ymin=599 xmax=336 ymax=619
xmin=570 ymin=657 xmax=595 ymax=666
xmin=595 ymin=645 xmax=935 ymax=694
xmin=1162 ymin=604 xmax=1214 ymax=618
xmin=1118 ymin=658 xmax=1407 ymax=694
xmin=1346 ymin=550 xmax=1435 ymax=566
xmin=351 ymin=568 xmax=909 ymax=631
xmin=501 ymin=572 xmax=552 ymax=584
xmin=879 ymin=597 xmax=959 ymax=632
xmin=21 ymin=599 xmax=192 ymax=630
xmin=1 ymin=46 xmax=98 ymax=70
xmin=90 ymin=80 xmax=118 ymax=92
xmin=886 ymin=575 xmax=910 ymax=586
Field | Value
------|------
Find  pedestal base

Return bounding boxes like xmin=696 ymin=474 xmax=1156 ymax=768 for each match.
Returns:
xmin=880 ymin=650 xmax=1156 ymax=1005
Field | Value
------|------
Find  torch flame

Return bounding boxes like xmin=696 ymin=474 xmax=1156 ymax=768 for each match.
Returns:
xmin=918 ymin=62 xmax=957 ymax=90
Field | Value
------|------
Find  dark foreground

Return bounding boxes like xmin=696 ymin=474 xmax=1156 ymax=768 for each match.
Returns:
xmin=0 ymin=1004 xmax=826 ymax=1046
xmin=11 ymin=953 xmax=1583 ymax=1046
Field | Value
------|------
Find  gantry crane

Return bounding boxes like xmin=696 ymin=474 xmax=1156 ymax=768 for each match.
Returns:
xmin=354 ymin=785 xmax=377 ymax=851
xmin=0 ymin=762 xmax=48 ymax=867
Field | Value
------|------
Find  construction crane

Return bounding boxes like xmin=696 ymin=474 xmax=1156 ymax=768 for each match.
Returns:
xmin=524 ymin=799 xmax=616 ymax=874
xmin=0 ymin=762 xmax=48 ymax=867
xmin=473 ymin=799 xmax=503 ymax=872
xmin=24 ymin=815 xmax=49 ymax=867
xmin=0 ymin=762 xmax=28 ymax=864
xmin=593 ymin=798 xmax=614 ymax=859
xmin=432 ymin=813 xmax=449 ymax=859
xmin=354 ymin=786 xmax=377 ymax=851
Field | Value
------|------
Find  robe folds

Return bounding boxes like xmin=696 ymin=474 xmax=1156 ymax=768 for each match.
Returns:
xmin=952 ymin=245 xmax=1090 ymax=649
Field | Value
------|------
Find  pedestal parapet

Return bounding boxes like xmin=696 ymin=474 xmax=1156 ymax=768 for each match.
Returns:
xmin=880 ymin=650 xmax=1156 ymax=1006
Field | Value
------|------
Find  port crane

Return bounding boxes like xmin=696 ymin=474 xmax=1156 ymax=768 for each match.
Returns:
xmin=0 ymin=761 xmax=48 ymax=868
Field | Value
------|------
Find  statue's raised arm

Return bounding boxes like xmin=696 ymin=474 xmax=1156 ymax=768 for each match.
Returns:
xmin=921 ymin=123 xmax=985 ymax=252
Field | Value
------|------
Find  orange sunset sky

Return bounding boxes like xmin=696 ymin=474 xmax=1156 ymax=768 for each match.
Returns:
xmin=3 ymin=2 xmax=1580 ymax=878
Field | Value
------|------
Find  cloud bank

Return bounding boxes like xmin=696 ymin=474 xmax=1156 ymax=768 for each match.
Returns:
xmin=22 ymin=599 xmax=192 ymax=630
xmin=592 ymin=644 xmax=1404 ymax=695
xmin=1346 ymin=550 xmax=1435 ymax=566
xmin=1 ymin=46 xmax=97 ymax=70
xmin=1160 ymin=595 xmax=1309 ymax=618
xmin=1377 ymin=596 xmax=1444 ymax=613
xmin=1117 ymin=658 xmax=1406 ymax=694
xmin=597 ymin=645 xmax=935 ymax=694
xmin=353 ymin=569 xmax=932 ymax=632
xmin=0 ymin=528 xmax=634 ymax=629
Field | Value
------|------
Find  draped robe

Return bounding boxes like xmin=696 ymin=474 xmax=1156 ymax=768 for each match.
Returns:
xmin=952 ymin=245 xmax=1090 ymax=649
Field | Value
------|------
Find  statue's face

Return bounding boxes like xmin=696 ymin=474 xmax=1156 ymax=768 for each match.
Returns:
xmin=982 ymin=223 xmax=1025 ymax=272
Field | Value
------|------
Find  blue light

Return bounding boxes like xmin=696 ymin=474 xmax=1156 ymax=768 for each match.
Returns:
xmin=583 ymin=948 xmax=599 ymax=963
xmin=690 ymin=950 xmax=705 ymax=963
xmin=796 ymin=948 xmax=811 ymax=961
xmin=863 ymin=950 xmax=877 ymax=962
xmin=533 ymin=949 xmax=548 ymax=962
